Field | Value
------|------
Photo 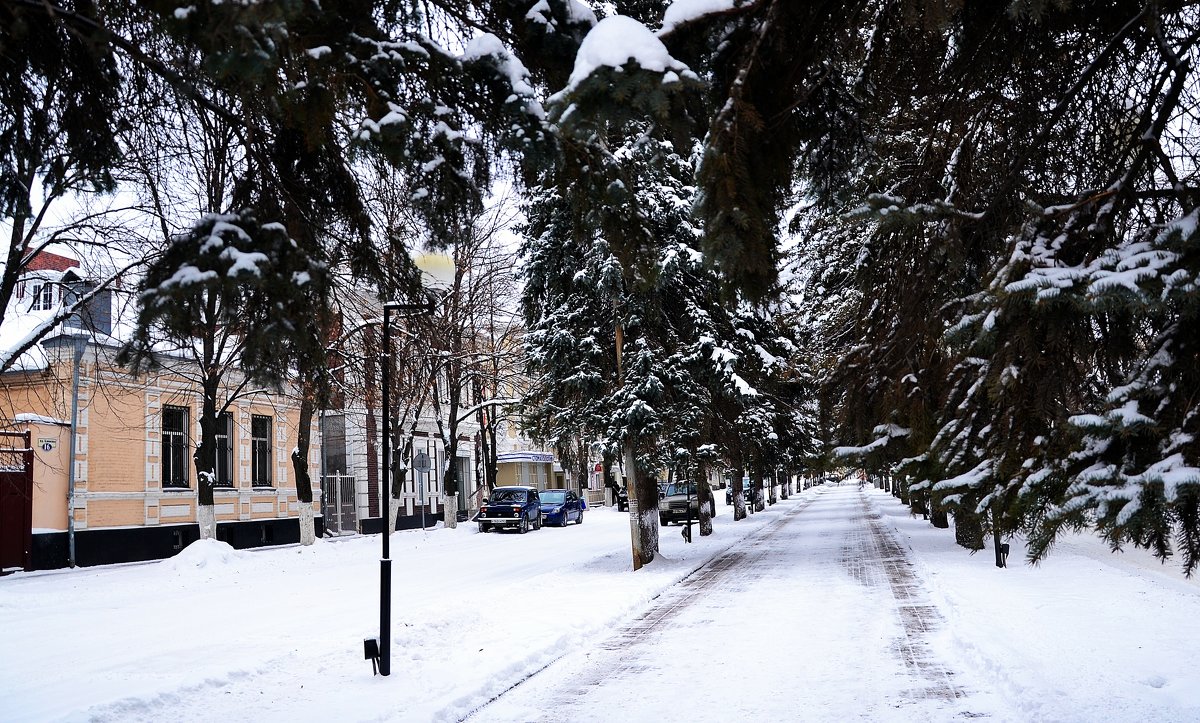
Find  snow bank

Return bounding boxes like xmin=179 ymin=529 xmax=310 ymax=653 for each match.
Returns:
xmin=163 ymin=538 xmax=241 ymax=571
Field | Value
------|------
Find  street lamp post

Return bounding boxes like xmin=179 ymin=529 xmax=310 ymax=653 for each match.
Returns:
xmin=370 ymin=301 xmax=432 ymax=677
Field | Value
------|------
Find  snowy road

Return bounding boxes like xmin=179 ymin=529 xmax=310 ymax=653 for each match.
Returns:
xmin=5 ymin=484 xmax=1200 ymax=722
xmin=470 ymin=486 xmax=1007 ymax=722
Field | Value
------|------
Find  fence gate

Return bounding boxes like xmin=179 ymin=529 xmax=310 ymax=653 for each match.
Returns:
xmin=0 ymin=431 xmax=34 ymax=572
xmin=321 ymin=474 xmax=357 ymax=535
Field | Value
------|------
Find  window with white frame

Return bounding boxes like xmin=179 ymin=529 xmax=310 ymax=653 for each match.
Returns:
xmin=29 ymin=282 xmax=55 ymax=311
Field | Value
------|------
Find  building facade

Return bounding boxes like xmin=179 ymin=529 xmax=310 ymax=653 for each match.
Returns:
xmin=0 ymin=253 xmax=321 ymax=570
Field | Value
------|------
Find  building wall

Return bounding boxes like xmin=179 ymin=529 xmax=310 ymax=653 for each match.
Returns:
xmin=334 ymin=404 xmax=480 ymax=526
xmin=28 ymin=420 xmax=70 ymax=531
xmin=495 ymin=461 xmax=552 ymax=489
xmin=1 ymin=376 xmax=71 ymax=531
xmin=1 ymin=343 xmax=321 ymax=567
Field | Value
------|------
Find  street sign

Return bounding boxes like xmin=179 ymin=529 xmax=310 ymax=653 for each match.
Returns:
xmin=412 ymin=451 xmax=431 ymax=472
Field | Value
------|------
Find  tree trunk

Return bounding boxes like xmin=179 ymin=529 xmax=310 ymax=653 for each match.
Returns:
xmin=780 ymin=470 xmax=789 ymax=500
xmin=388 ymin=468 xmax=403 ymax=534
xmin=364 ymin=329 xmax=380 ymax=518
xmin=768 ymin=469 xmax=778 ymax=505
xmin=954 ymin=506 xmax=986 ymax=551
xmin=486 ymin=422 xmax=498 ymax=491
xmin=624 ymin=441 xmax=658 ymax=570
xmin=576 ymin=437 xmax=589 ymax=496
xmin=389 ymin=436 xmax=413 ymax=534
xmin=991 ymin=507 xmax=1007 ymax=568
xmin=696 ymin=462 xmax=714 ymax=537
xmin=292 ymin=393 xmax=316 ymax=545
xmin=992 ymin=524 xmax=1006 ymax=568
xmin=930 ymin=502 xmax=949 ymax=529
xmin=751 ymin=464 xmax=765 ymax=513
xmin=603 ymin=452 xmax=617 ymax=504
xmin=732 ymin=463 xmax=747 ymax=521
xmin=194 ymin=380 xmax=218 ymax=539
xmin=474 ymin=378 xmax=493 ymax=506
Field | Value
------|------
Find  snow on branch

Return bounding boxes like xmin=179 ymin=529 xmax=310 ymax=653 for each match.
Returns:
xmin=833 ymin=424 xmax=912 ymax=458
xmin=558 ymin=15 xmax=696 ymax=94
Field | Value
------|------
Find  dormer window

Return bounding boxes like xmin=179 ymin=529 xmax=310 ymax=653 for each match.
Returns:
xmin=29 ymin=282 xmax=55 ymax=311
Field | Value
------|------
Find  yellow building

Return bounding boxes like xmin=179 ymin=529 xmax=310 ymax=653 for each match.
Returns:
xmin=0 ymin=255 xmax=320 ymax=571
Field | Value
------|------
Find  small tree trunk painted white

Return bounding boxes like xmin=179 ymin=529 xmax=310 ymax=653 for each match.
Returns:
xmin=443 ymin=494 xmax=458 ymax=528
xmin=388 ymin=494 xmax=400 ymax=535
xmin=298 ymin=504 xmax=316 ymax=546
xmin=197 ymin=504 xmax=216 ymax=540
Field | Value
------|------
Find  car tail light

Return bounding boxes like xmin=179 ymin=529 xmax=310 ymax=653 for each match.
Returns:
xmin=512 ymin=505 xmax=521 ymax=510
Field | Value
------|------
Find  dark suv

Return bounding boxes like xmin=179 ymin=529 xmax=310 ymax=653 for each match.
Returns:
xmin=478 ymin=486 xmax=542 ymax=533
xmin=659 ymin=482 xmax=699 ymax=525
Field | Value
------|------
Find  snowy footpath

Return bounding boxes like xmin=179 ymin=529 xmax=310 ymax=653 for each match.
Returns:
xmin=3 ymin=485 xmax=1200 ymax=722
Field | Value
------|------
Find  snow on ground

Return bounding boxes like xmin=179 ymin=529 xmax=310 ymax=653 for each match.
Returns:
xmin=3 ymin=484 xmax=1200 ymax=722
xmin=0 ymin=496 xmax=784 ymax=722
xmin=868 ymin=487 xmax=1200 ymax=722
xmin=473 ymin=485 xmax=1010 ymax=722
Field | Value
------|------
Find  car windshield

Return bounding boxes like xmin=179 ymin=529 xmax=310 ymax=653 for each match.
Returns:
xmin=490 ymin=489 xmax=527 ymax=503
xmin=540 ymin=490 xmax=566 ymax=504
xmin=665 ymin=483 xmax=696 ymax=497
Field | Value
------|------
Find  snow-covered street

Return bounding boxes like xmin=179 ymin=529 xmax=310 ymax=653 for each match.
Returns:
xmin=4 ymin=484 xmax=1200 ymax=722
xmin=473 ymin=486 xmax=998 ymax=722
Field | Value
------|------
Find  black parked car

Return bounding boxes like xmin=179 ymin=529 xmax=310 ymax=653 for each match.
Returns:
xmin=726 ymin=484 xmax=760 ymax=506
xmin=478 ymin=486 xmax=542 ymax=533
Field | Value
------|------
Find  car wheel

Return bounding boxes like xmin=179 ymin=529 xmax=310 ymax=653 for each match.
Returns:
xmin=479 ymin=522 xmax=489 ymax=533
xmin=659 ymin=514 xmax=668 ymax=526
xmin=535 ymin=513 xmax=542 ymax=530
xmin=519 ymin=515 xmax=528 ymax=534
xmin=577 ymin=510 xmax=583 ymax=525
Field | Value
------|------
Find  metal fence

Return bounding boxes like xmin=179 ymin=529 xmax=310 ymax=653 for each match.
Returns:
xmin=321 ymin=474 xmax=357 ymax=535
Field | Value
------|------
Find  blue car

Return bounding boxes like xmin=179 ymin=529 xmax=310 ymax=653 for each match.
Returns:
xmin=539 ymin=489 xmax=584 ymax=526
xmin=478 ymin=486 xmax=542 ymax=533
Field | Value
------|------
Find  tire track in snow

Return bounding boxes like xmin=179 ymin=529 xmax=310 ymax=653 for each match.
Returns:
xmin=843 ymin=491 xmax=966 ymax=704
xmin=598 ymin=498 xmax=811 ymax=653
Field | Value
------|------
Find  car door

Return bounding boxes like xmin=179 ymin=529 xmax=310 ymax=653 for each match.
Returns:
xmin=566 ymin=491 xmax=579 ymax=520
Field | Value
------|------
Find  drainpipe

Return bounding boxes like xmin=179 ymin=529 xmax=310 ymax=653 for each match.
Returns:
xmin=66 ymin=334 xmax=85 ymax=568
